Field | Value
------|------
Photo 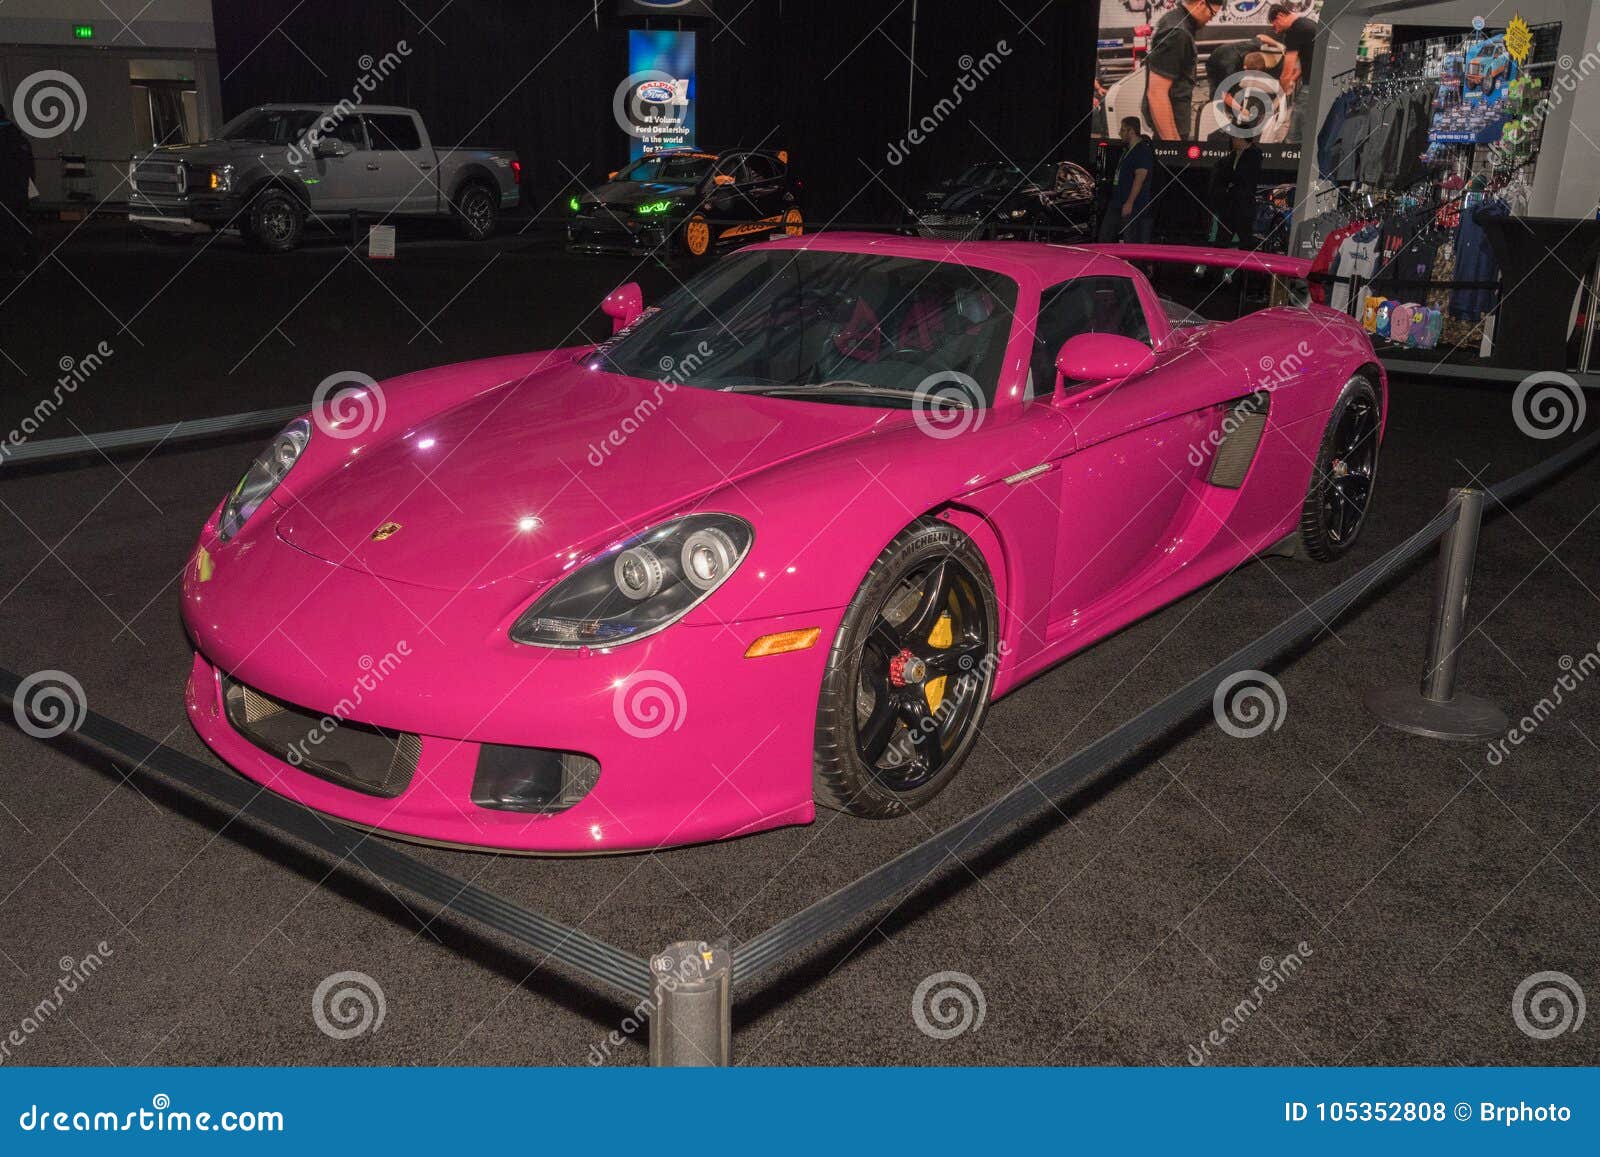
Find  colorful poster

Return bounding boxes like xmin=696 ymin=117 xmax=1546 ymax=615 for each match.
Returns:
xmin=1093 ymin=1 xmax=1326 ymax=164
xmin=623 ymin=30 xmax=696 ymax=159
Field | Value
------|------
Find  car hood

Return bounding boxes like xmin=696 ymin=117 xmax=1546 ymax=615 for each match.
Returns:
xmin=274 ymin=358 xmax=894 ymax=592
xmin=587 ymin=180 xmax=700 ymax=209
xmin=138 ymin=140 xmax=257 ymax=165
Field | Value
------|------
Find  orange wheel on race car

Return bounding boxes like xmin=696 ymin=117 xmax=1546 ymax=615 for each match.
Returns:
xmin=683 ymin=214 xmax=712 ymax=260
xmin=783 ymin=206 xmax=805 ymax=236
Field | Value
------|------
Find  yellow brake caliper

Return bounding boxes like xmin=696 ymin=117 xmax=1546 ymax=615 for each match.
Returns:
xmin=925 ymin=611 xmax=953 ymax=712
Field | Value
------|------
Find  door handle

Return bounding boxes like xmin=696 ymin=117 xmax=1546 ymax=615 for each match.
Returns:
xmin=419 ymin=163 xmax=433 ymax=171
xmin=365 ymin=162 xmax=380 ymax=171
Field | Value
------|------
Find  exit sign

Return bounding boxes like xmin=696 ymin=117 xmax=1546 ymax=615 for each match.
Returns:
xmin=72 ymin=23 xmax=94 ymax=39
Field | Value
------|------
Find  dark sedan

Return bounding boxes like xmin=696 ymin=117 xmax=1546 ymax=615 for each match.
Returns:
xmin=567 ymin=148 xmax=803 ymax=259
xmin=911 ymin=160 xmax=1096 ymax=242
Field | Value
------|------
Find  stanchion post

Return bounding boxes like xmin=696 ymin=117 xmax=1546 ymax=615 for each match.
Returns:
xmin=1365 ymin=487 xmax=1508 ymax=740
xmin=648 ymin=940 xmax=731 ymax=1067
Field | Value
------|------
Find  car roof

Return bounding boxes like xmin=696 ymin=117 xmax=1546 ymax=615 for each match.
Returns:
xmin=747 ymin=232 xmax=1135 ymax=287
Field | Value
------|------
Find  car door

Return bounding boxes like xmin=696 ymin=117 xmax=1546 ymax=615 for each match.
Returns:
xmin=1035 ymin=276 xmax=1250 ymax=635
xmin=302 ymin=114 xmax=370 ymax=212
xmin=736 ymin=153 xmax=788 ymax=231
xmin=701 ymin=154 xmax=749 ymax=236
xmin=360 ymin=112 xmax=437 ymax=214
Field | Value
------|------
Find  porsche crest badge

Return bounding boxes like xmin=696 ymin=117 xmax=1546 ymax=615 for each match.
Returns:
xmin=370 ymin=521 xmax=403 ymax=542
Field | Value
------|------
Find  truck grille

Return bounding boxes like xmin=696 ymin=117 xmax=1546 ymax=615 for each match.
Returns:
xmin=132 ymin=160 xmax=186 ymax=196
xmin=222 ymin=676 xmax=421 ymax=798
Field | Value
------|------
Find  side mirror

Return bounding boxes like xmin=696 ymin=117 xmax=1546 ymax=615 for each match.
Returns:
xmin=313 ymin=137 xmax=347 ymax=158
xmin=712 ymin=173 xmax=736 ymax=186
xmin=1054 ymin=332 xmax=1154 ymax=393
xmin=601 ymin=282 xmax=644 ymax=334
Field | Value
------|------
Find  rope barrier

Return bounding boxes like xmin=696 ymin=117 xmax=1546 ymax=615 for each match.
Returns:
xmin=730 ymin=427 xmax=1600 ymax=990
xmin=0 ymin=668 xmax=654 ymax=1002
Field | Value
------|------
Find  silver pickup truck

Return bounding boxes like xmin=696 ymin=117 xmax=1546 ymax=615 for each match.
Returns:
xmin=128 ymin=104 xmax=519 ymax=251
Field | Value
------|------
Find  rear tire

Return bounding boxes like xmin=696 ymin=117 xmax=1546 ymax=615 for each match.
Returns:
xmin=246 ymin=188 xmax=304 ymax=252
xmin=1292 ymin=374 xmax=1382 ymax=561
xmin=454 ymin=181 xmax=499 ymax=240
xmin=814 ymin=518 xmax=999 ymax=818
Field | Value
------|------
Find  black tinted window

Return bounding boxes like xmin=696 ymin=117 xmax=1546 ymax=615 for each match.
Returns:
xmin=1032 ymin=276 xmax=1150 ymax=388
xmin=365 ymin=114 xmax=421 ymax=151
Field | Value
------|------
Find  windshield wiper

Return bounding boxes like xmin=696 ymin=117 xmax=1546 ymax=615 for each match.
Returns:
xmin=723 ymin=382 xmax=920 ymax=405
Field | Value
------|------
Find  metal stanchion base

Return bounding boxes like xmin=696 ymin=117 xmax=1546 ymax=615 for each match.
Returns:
xmin=1364 ymin=686 xmax=1508 ymax=741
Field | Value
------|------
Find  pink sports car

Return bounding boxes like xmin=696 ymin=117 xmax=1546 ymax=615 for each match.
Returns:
xmin=182 ymin=235 xmax=1384 ymax=853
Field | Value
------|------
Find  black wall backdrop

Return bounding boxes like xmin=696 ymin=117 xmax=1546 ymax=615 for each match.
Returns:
xmin=212 ymin=0 xmax=1097 ymax=223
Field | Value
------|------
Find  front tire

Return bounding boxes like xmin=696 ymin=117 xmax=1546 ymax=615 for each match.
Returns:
xmin=680 ymin=213 xmax=713 ymax=261
xmin=246 ymin=188 xmax=305 ymax=252
xmin=814 ymin=518 xmax=999 ymax=817
xmin=454 ymin=181 xmax=499 ymax=240
xmin=1293 ymin=374 xmax=1382 ymax=561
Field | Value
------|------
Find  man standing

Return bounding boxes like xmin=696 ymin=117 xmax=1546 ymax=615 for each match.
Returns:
xmin=1269 ymin=2 xmax=1321 ymax=143
xmin=1100 ymin=116 xmax=1154 ymax=244
xmin=1145 ymin=0 xmax=1221 ymax=141
xmin=1217 ymin=133 xmax=1263 ymax=248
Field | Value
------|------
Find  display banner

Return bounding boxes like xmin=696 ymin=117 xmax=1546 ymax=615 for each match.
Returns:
xmin=1094 ymin=0 xmax=1327 ymax=164
xmin=2 ymin=1067 xmax=1596 ymax=1151
xmin=622 ymin=29 xmax=696 ymax=159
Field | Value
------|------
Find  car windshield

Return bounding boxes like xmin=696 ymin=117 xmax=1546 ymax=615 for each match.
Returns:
xmin=594 ymin=249 xmax=1018 ymax=408
xmin=616 ymin=154 xmax=714 ymax=183
xmin=221 ymin=108 xmax=319 ymax=143
xmin=955 ymin=162 xmax=1022 ymax=187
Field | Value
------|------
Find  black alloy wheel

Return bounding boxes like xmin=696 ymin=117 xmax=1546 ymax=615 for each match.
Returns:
xmin=1294 ymin=375 xmax=1382 ymax=561
xmin=815 ymin=518 xmax=999 ymax=817
xmin=455 ymin=182 xmax=499 ymax=240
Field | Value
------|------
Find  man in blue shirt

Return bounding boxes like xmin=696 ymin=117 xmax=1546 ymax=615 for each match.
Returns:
xmin=1099 ymin=116 xmax=1154 ymax=244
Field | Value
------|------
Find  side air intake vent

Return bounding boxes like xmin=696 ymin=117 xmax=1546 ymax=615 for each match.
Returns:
xmin=1207 ymin=393 xmax=1270 ymax=490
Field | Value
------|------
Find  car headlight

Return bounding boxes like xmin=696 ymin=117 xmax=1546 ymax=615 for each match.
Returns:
xmin=207 ymin=164 xmax=234 ymax=192
xmin=510 ymin=514 xmax=753 ymax=648
xmin=218 ymin=418 xmax=311 ymax=542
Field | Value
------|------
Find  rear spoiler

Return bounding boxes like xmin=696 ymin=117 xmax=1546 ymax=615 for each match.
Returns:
xmin=1082 ymin=243 xmax=1313 ymax=281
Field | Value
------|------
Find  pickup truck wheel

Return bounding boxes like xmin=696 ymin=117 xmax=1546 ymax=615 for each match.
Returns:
xmin=247 ymin=189 xmax=304 ymax=252
xmin=454 ymin=182 xmax=498 ymax=240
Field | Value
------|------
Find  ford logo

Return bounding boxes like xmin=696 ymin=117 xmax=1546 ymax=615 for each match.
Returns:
xmin=636 ymin=82 xmax=676 ymax=103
